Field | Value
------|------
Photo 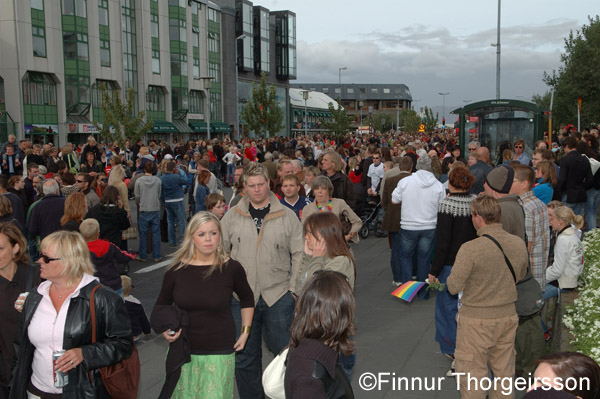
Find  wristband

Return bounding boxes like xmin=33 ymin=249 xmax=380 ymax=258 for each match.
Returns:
xmin=241 ymin=325 xmax=251 ymax=334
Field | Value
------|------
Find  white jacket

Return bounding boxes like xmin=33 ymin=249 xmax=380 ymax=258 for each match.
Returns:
xmin=391 ymin=170 xmax=445 ymax=230
xmin=546 ymin=227 xmax=584 ymax=289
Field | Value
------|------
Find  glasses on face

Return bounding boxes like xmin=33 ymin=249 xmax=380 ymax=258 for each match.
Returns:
xmin=469 ymin=148 xmax=477 ymax=151
xmin=515 ymin=145 xmax=523 ymax=149
xmin=101 ymin=178 xmax=108 ymax=182
xmin=39 ymin=254 xmax=61 ymax=264
xmin=76 ymin=180 xmax=85 ymax=183
xmin=372 ymin=157 xmax=380 ymax=160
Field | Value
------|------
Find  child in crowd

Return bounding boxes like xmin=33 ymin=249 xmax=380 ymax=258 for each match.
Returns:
xmin=280 ymin=174 xmax=312 ymax=220
xmin=303 ymin=166 xmax=320 ymax=199
xmin=121 ymin=275 xmax=152 ymax=343
xmin=206 ymin=192 xmax=227 ymax=219
xmin=533 ymin=160 xmax=557 ymax=205
xmin=383 ymin=161 xmax=394 ymax=173
xmin=222 ymin=146 xmax=241 ymax=186
xmin=79 ymin=218 xmax=136 ymax=298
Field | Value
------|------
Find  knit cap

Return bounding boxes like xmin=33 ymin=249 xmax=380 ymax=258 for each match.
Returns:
xmin=416 ymin=155 xmax=433 ymax=172
xmin=484 ymin=165 xmax=514 ymax=194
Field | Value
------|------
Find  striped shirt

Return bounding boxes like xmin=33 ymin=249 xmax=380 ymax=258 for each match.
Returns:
xmin=518 ymin=191 xmax=550 ymax=287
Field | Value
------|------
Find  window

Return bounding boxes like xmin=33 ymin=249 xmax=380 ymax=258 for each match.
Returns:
xmin=242 ymin=4 xmax=252 ymax=34
xmin=98 ymin=0 xmax=108 ymax=25
xmin=22 ymin=73 xmax=56 ymax=105
xmin=62 ymin=0 xmax=74 ymax=15
xmin=146 ymin=86 xmax=165 ymax=111
xmin=383 ymin=88 xmax=390 ymax=94
xmin=152 ymin=50 xmax=160 ymax=74
xmin=151 ymin=14 xmax=159 ymax=38
xmin=322 ymin=88 xmax=329 ymax=93
xmin=169 ymin=18 xmax=186 ymax=42
xmin=209 ymin=62 xmax=220 ymax=83
xmin=347 ymin=88 xmax=354 ymax=94
xmin=242 ymin=36 xmax=253 ymax=69
xmin=32 ymin=27 xmax=46 ymax=57
xmin=334 ymin=88 xmax=341 ymax=94
xmin=189 ymin=90 xmax=203 ymax=113
xmin=193 ymin=58 xmax=199 ymax=79
xmin=170 ymin=54 xmax=187 ymax=76
xmin=31 ymin=0 xmax=44 ymax=10
xmin=75 ymin=0 xmax=86 ymax=18
xmin=168 ymin=0 xmax=186 ymax=7
xmin=100 ymin=40 xmax=110 ymax=66
xmin=208 ymin=8 xmax=220 ymax=23
xmin=171 ymin=87 xmax=189 ymax=112
xmin=288 ymin=14 xmax=295 ymax=46
xmin=371 ymin=88 xmax=379 ymax=94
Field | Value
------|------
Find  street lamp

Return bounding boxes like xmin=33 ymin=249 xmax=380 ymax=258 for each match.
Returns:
xmin=491 ymin=0 xmax=501 ymax=99
xmin=413 ymin=99 xmax=421 ymax=117
xmin=338 ymin=67 xmax=347 ymax=90
xmin=201 ymin=76 xmax=215 ymax=140
xmin=301 ymin=90 xmax=310 ymax=136
xmin=438 ymin=92 xmax=449 ymax=122
xmin=235 ymin=34 xmax=246 ymax=140
xmin=395 ymin=96 xmax=400 ymax=133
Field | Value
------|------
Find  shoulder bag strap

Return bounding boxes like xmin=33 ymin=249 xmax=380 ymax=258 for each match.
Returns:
xmin=482 ymin=234 xmax=516 ymax=283
xmin=90 ymin=285 xmax=102 ymax=343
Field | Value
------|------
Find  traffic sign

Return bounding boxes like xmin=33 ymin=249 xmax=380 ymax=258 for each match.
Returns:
xmin=419 ymin=124 xmax=425 ymax=132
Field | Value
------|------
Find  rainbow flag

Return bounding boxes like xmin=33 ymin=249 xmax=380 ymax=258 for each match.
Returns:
xmin=391 ymin=281 xmax=427 ymax=302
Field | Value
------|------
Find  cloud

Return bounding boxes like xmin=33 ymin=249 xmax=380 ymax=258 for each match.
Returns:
xmin=295 ymin=20 xmax=575 ymax=106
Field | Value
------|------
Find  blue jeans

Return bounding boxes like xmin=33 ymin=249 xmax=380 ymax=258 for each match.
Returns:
xmin=543 ymin=284 xmax=572 ymax=300
xmin=435 ymin=265 xmax=458 ymax=354
xmin=226 ymin=163 xmax=236 ymax=185
xmin=562 ymin=194 xmax=584 ymax=216
xmin=137 ymin=211 xmax=161 ymax=259
xmin=389 ymin=231 xmax=402 ymax=283
xmin=232 ymin=292 xmax=295 ymax=399
xmin=585 ymin=188 xmax=600 ymax=231
xmin=400 ymin=228 xmax=436 ymax=299
xmin=164 ymin=201 xmax=186 ymax=246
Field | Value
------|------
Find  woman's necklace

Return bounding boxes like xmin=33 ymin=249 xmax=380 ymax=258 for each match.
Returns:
xmin=316 ymin=199 xmax=333 ymax=212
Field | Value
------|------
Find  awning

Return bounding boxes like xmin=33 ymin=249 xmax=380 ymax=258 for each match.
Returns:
xmin=210 ymin=122 xmax=232 ymax=133
xmin=172 ymin=119 xmax=193 ymax=133
xmin=189 ymin=120 xmax=207 ymax=133
xmin=152 ymin=120 xmax=177 ymax=133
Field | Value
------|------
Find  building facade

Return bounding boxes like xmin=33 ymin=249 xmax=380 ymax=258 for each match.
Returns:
xmin=291 ymin=83 xmax=413 ymax=130
xmin=0 ymin=0 xmax=296 ymax=147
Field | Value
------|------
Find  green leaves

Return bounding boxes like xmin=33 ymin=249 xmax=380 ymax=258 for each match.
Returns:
xmin=321 ymin=97 xmax=351 ymax=136
xmin=93 ymin=83 xmax=152 ymax=149
xmin=240 ymin=72 xmax=284 ymax=137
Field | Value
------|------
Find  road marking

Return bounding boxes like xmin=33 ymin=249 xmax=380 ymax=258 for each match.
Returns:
xmin=135 ymin=259 xmax=171 ymax=274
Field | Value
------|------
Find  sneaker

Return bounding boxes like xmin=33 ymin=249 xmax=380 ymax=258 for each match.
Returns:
xmin=154 ymin=257 xmax=162 ymax=262
xmin=446 ymin=359 xmax=456 ymax=377
xmin=444 ymin=353 xmax=455 ymax=361
xmin=393 ymin=281 xmax=402 ymax=287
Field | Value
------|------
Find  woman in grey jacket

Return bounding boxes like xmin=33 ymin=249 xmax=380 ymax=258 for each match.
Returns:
xmin=544 ymin=206 xmax=585 ymax=300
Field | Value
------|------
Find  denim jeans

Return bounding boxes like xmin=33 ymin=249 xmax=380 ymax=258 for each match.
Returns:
xmin=137 ymin=211 xmax=161 ymax=259
xmin=226 ymin=163 xmax=236 ymax=185
xmin=562 ymin=194 xmax=584 ymax=216
xmin=231 ymin=292 xmax=295 ymax=399
xmin=435 ymin=265 xmax=458 ymax=354
xmin=164 ymin=200 xmax=186 ymax=246
xmin=399 ymin=228 xmax=436 ymax=299
xmin=389 ymin=231 xmax=403 ymax=283
xmin=542 ymin=284 xmax=572 ymax=300
xmin=585 ymin=188 xmax=600 ymax=231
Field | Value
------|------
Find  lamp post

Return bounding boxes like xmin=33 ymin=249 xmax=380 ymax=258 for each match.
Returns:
xmin=301 ymin=90 xmax=309 ymax=136
xmin=413 ymin=99 xmax=421 ymax=117
xmin=491 ymin=0 xmax=501 ymax=99
xmin=396 ymin=96 xmax=400 ymax=133
xmin=235 ymin=34 xmax=246 ymax=140
xmin=438 ymin=92 xmax=449 ymax=122
xmin=201 ymin=76 xmax=215 ymax=140
xmin=338 ymin=67 xmax=347 ymax=92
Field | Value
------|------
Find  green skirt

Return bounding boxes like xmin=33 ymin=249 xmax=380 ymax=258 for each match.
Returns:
xmin=171 ymin=353 xmax=235 ymax=399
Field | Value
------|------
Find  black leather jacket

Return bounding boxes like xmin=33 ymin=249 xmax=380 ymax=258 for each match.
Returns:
xmin=10 ymin=279 xmax=133 ymax=399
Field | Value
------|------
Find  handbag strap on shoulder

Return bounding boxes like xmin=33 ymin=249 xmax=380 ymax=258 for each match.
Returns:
xmin=90 ymin=285 xmax=102 ymax=343
xmin=482 ymin=234 xmax=516 ymax=283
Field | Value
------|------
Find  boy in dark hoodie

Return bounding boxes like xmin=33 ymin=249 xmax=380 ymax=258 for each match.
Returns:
xmin=80 ymin=218 xmax=136 ymax=298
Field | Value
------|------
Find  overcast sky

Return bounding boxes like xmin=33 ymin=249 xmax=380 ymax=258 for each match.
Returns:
xmin=259 ymin=0 xmax=597 ymax=114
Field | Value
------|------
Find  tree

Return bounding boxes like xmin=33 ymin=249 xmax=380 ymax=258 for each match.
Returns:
xmin=399 ymin=109 xmax=422 ymax=133
xmin=370 ymin=112 xmax=395 ymax=133
xmin=543 ymin=16 xmax=600 ymax=128
xmin=93 ymin=84 xmax=152 ymax=150
xmin=531 ymin=91 xmax=552 ymax=127
xmin=321 ymin=98 xmax=352 ymax=137
xmin=241 ymin=72 xmax=284 ymax=137
xmin=422 ymin=106 xmax=438 ymax=132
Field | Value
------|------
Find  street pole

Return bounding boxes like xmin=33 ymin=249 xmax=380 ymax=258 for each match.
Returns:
xmin=201 ymin=76 xmax=215 ymax=141
xmin=302 ymin=90 xmax=309 ymax=136
xmin=495 ymin=0 xmax=501 ymax=99
xmin=548 ymin=89 xmax=554 ymax=146
xmin=235 ymin=34 xmax=246 ymax=141
xmin=438 ymin=92 xmax=449 ymax=122
xmin=396 ymin=97 xmax=400 ymax=134
xmin=338 ymin=67 xmax=347 ymax=93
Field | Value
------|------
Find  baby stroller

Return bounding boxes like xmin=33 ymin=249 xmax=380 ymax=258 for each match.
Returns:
xmin=359 ymin=201 xmax=382 ymax=239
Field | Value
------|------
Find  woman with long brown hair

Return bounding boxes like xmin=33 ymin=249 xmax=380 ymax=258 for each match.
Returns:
xmin=60 ymin=192 xmax=88 ymax=232
xmin=284 ymin=271 xmax=355 ymax=399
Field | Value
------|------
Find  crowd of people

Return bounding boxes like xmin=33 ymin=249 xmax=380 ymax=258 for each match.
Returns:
xmin=1 ymin=124 xmax=600 ymax=399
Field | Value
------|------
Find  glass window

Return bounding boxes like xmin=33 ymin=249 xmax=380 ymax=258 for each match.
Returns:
xmin=32 ymin=36 xmax=46 ymax=57
xmin=347 ymin=88 xmax=354 ymax=94
xmin=77 ymin=42 xmax=89 ymax=61
xmin=181 ymin=55 xmax=187 ymax=76
xmin=75 ymin=0 xmax=86 ymax=18
xmin=62 ymin=0 xmax=74 ymax=15
xmin=98 ymin=8 xmax=108 ymax=26
xmin=371 ymin=88 xmax=379 ymax=94
xmin=100 ymin=48 xmax=110 ymax=66
xmin=322 ymin=88 xmax=329 ymax=93
xmin=152 ymin=58 xmax=160 ymax=74
xmin=383 ymin=88 xmax=390 ymax=94
xmin=63 ymin=32 xmax=76 ymax=60
xmin=242 ymin=4 xmax=252 ymax=34
xmin=31 ymin=0 xmax=44 ymax=10
xmin=189 ymin=90 xmax=203 ymax=113
xmin=261 ymin=40 xmax=269 ymax=73
xmin=170 ymin=54 xmax=181 ymax=75
xmin=288 ymin=14 xmax=295 ymax=46
xmin=334 ymin=88 xmax=341 ymax=94
xmin=261 ymin=10 xmax=269 ymax=39
xmin=151 ymin=14 xmax=159 ymax=38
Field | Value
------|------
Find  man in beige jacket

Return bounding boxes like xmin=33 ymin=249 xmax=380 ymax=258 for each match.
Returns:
xmin=221 ymin=163 xmax=303 ymax=399
xmin=447 ymin=195 xmax=528 ymax=399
